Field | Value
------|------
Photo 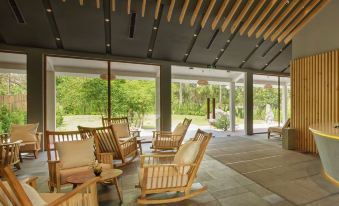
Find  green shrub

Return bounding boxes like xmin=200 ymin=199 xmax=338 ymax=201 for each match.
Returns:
xmin=0 ymin=106 xmax=26 ymax=133
xmin=56 ymin=106 xmax=64 ymax=127
xmin=214 ymin=114 xmax=230 ymax=131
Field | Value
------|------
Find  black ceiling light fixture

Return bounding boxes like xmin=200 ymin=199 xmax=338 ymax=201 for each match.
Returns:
xmin=147 ymin=4 xmax=163 ymax=58
xmin=8 ymin=0 xmax=25 ymax=24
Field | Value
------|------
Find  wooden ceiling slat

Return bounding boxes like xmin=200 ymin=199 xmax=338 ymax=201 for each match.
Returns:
xmin=284 ymin=0 xmax=330 ymax=44
xmin=167 ymin=0 xmax=176 ymax=22
xmin=247 ymin=0 xmax=277 ymax=37
xmin=278 ymin=0 xmax=321 ymax=43
xmin=190 ymin=0 xmax=203 ymax=26
xmin=179 ymin=0 xmax=190 ymax=24
xmin=127 ymin=0 xmax=131 ymax=14
xmin=96 ymin=0 xmax=100 ymax=9
xmin=211 ymin=0 xmax=229 ymax=30
xmin=141 ymin=0 xmax=146 ymax=17
xmin=112 ymin=0 xmax=116 ymax=11
xmin=263 ymin=0 xmax=300 ymax=40
xmin=271 ymin=0 xmax=311 ymax=41
xmin=255 ymin=0 xmax=287 ymax=38
xmin=231 ymin=0 xmax=254 ymax=33
xmin=221 ymin=0 xmax=242 ymax=32
xmin=239 ymin=0 xmax=266 ymax=35
xmin=201 ymin=0 xmax=216 ymax=29
xmin=80 ymin=0 xmax=83 ymax=6
xmin=155 ymin=0 xmax=161 ymax=19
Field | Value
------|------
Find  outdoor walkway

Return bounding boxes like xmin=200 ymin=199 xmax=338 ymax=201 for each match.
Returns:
xmin=16 ymin=132 xmax=339 ymax=206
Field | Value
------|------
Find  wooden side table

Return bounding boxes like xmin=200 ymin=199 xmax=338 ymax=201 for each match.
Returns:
xmin=66 ymin=168 xmax=123 ymax=203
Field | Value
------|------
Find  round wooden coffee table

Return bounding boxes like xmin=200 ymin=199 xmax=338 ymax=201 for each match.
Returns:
xmin=66 ymin=168 xmax=123 ymax=203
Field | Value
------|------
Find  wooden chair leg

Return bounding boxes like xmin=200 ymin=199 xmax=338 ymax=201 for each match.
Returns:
xmin=268 ymin=132 xmax=270 ymax=139
xmin=113 ymin=177 xmax=123 ymax=203
xmin=14 ymin=163 xmax=21 ymax=170
xmin=33 ymin=150 xmax=39 ymax=159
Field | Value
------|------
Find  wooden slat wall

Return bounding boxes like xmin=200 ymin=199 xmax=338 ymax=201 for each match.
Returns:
xmin=291 ymin=50 xmax=339 ymax=153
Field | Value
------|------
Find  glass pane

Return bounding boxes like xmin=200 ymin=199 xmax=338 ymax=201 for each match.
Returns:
xmin=0 ymin=52 xmax=27 ymax=133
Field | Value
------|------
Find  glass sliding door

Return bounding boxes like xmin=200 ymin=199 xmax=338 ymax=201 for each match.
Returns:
xmin=0 ymin=52 xmax=27 ymax=133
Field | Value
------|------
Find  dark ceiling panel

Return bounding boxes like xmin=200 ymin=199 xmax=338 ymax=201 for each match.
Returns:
xmin=284 ymin=67 xmax=290 ymax=73
xmin=243 ymin=41 xmax=285 ymax=70
xmin=216 ymin=34 xmax=258 ymax=68
xmin=265 ymin=44 xmax=292 ymax=72
xmin=110 ymin=0 xmax=155 ymax=58
xmin=0 ymin=0 xmax=57 ymax=48
xmin=50 ymin=0 xmax=105 ymax=53
xmin=152 ymin=0 xmax=209 ymax=62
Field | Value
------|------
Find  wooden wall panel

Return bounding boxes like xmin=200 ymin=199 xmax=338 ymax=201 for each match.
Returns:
xmin=291 ymin=50 xmax=339 ymax=153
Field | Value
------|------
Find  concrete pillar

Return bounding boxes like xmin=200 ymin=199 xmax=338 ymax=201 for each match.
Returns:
xmin=46 ymin=69 xmax=56 ymax=130
xmin=244 ymin=72 xmax=253 ymax=135
xmin=229 ymin=82 xmax=236 ymax=132
xmin=26 ymin=50 xmax=44 ymax=149
xmin=282 ymin=83 xmax=288 ymax=124
xmin=160 ymin=64 xmax=171 ymax=131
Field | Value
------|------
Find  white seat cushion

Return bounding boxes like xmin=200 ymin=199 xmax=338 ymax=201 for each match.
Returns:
xmin=55 ymin=138 xmax=95 ymax=169
xmin=10 ymin=123 xmax=39 ymax=142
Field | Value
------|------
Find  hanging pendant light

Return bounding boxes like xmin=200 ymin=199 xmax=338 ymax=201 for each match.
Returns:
xmin=197 ymin=79 xmax=209 ymax=86
xmin=100 ymin=73 xmax=116 ymax=80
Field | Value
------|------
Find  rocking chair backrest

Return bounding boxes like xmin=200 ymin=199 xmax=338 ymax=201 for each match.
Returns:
xmin=45 ymin=130 xmax=90 ymax=161
xmin=78 ymin=125 xmax=122 ymax=159
xmin=187 ymin=129 xmax=212 ymax=184
xmin=102 ymin=117 xmax=130 ymax=128
xmin=283 ymin=118 xmax=291 ymax=129
xmin=0 ymin=141 xmax=21 ymax=167
xmin=173 ymin=118 xmax=192 ymax=144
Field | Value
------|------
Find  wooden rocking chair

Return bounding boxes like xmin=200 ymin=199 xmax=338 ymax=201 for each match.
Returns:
xmin=45 ymin=130 xmax=113 ymax=192
xmin=268 ymin=118 xmax=291 ymax=139
xmin=102 ymin=116 xmax=140 ymax=139
xmin=137 ymin=129 xmax=212 ymax=204
xmin=151 ymin=118 xmax=192 ymax=152
xmin=0 ymin=166 xmax=99 ymax=206
xmin=78 ymin=125 xmax=138 ymax=167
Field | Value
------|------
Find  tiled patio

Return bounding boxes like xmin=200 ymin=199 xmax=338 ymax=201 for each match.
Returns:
xmin=16 ymin=132 xmax=339 ymax=206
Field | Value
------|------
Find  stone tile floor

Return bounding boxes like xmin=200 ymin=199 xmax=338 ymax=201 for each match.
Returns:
xmin=14 ymin=132 xmax=339 ymax=206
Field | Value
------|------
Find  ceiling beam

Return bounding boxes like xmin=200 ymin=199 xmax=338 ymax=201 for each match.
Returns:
xmin=211 ymin=0 xmax=229 ymax=30
xmin=256 ymin=0 xmax=287 ymax=38
xmin=0 ymin=43 xmax=290 ymax=76
xmin=167 ymin=0 xmax=176 ymax=22
xmin=221 ymin=0 xmax=242 ymax=32
xmin=278 ymin=0 xmax=321 ymax=43
xmin=141 ymin=0 xmax=146 ymax=17
xmin=271 ymin=0 xmax=311 ymax=41
xmin=239 ymin=0 xmax=266 ymax=35
xmin=247 ymin=0 xmax=277 ymax=37
xmin=179 ymin=0 xmax=189 ymax=24
xmin=231 ymin=0 xmax=254 ymax=33
xmin=201 ymin=0 xmax=216 ymax=29
xmin=155 ymin=0 xmax=161 ymax=19
xmin=284 ymin=0 xmax=330 ymax=44
xmin=190 ymin=0 xmax=202 ymax=26
xmin=263 ymin=0 xmax=300 ymax=40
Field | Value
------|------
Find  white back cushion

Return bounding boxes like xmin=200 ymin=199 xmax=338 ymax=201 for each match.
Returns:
xmin=10 ymin=123 xmax=39 ymax=142
xmin=55 ymin=138 xmax=95 ymax=169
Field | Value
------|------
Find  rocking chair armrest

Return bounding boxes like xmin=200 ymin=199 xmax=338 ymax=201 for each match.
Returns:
xmin=47 ymin=177 xmax=100 ymax=206
xmin=25 ymin=176 xmax=39 ymax=189
xmin=142 ymin=163 xmax=196 ymax=168
xmin=140 ymin=154 xmax=176 ymax=166
xmin=120 ymin=136 xmax=137 ymax=144
xmin=153 ymin=131 xmax=172 ymax=135
xmin=97 ymin=153 xmax=113 ymax=167
xmin=141 ymin=154 xmax=176 ymax=158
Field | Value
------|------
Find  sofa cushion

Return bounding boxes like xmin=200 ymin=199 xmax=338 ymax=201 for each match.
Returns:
xmin=19 ymin=141 xmax=39 ymax=152
xmin=10 ymin=123 xmax=39 ymax=142
xmin=55 ymin=138 xmax=95 ymax=169
xmin=112 ymin=123 xmax=130 ymax=138
xmin=60 ymin=164 xmax=111 ymax=184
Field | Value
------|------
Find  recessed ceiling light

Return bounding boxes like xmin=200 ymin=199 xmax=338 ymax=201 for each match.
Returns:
xmin=242 ymin=60 xmax=246 ymax=63
xmin=215 ymin=57 xmax=219 ymax=60
xmin=256 ymin=44 xmax=259 ymax=48
xmin=265 ymin=63 xmax=268 ymax=66
xmin=46 ymin=8 xmax=52 ymax=13
xmin=105 ymin=18 xmax=110 ymax=22
xmin=280 ymin=49 xmax=283 ymax=52
xmin=193 ymin=34 xmax=198 ymax=37
xmin=148 ymin=49 xmax=152 ymax=52
xmin=184 ymin=53 xmax=188 ymax=56
xmin=153 ymin=27 xmax=158 ymax=30
xmin=56 ymin=37 xmax=61 ymax=41
xmin=227 ymin=39 xmax=230 ymax=43
xmin=106 ymin=43 xmax=110 ymax=47
xmin=220 ymin=48 xmax=224 ymax=52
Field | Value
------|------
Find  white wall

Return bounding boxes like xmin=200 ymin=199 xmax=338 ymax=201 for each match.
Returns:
xmin=292 ymin=0 xmax=339 ymax=58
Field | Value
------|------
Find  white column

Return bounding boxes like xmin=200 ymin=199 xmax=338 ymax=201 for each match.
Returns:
xmin=282 ymin=83 xmax=288 ymax=124
xmin=229 ymin=82 xmax=236 ymax=132
xmin=46 ymin=70 xmax=56 ymax=131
